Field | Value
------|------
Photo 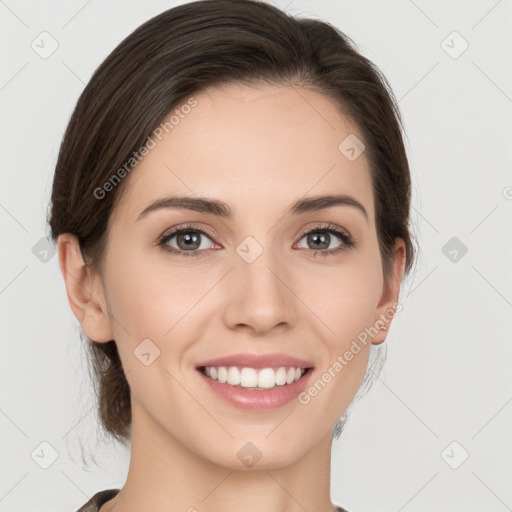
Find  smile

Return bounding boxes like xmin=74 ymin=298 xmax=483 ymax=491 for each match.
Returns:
xmin=200 ymin=366 xmax=308 ymax=390
xmin=197 ymin=366 xmax=313 ymax=411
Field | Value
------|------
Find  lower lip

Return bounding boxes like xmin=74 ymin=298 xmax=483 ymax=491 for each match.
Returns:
xmin=197 ymin=368 xmax=313 ymax=411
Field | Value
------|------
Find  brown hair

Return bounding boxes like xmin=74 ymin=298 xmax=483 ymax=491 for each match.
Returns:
xmin=48 ymin=0 xmax=416 ymax=444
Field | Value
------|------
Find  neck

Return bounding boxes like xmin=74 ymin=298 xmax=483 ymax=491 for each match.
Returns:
xmin=104 ymin=399 xmax=336 ymax=512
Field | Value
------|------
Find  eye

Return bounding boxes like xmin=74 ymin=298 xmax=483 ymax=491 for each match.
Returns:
xmin=157 ymin=222 xmax=356 ymax=258
xmin=158 ymin=224 xmax=218 ymax=258
xmin=295 ymin=224 xmax=355 ymax=256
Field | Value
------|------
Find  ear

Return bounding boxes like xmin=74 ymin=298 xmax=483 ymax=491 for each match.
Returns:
xmin=57 ymin=233 xmax=114 ymax=343
xmin=371 ymin=238 xmax=406 ymax=345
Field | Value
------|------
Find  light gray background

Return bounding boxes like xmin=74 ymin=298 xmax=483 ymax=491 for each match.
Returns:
xmin=1 ymin=1 xmax=511 ymax=511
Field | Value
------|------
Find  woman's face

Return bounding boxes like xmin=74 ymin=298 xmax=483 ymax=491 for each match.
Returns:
xmin=79 ymin=83 xmax=404 ymax=468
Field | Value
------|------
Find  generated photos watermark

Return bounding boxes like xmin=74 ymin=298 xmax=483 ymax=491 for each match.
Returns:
xmin=298 ymin=302 xmax=401 ymax=405
xmin=93 ymin=96 xmax=198 ymax=200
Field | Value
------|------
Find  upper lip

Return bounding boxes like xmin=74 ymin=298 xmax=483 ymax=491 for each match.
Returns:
xmin=196 ymin=352 xmax=314 ymax=370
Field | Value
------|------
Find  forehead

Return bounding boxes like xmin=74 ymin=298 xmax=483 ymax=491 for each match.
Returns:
xmin=112 ymin=83 xmax=374 ymax=225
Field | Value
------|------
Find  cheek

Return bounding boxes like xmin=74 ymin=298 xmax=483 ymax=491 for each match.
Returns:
xmin=296 ymin=258 xmax=383 ymax=348
xmin=102 ymin=260 xmax=196 ymax=407
xmin=104 ymin=245 xmax=193 ymax=336
xmin=293 ymin=266 xmax=381 ymax=423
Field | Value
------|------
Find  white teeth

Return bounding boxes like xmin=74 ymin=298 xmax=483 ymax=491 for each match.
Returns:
xmin=240 ymin=367 xmax=258 ymax=387
xmin=202 ymin=365 xmax=307 ymax=389
xmin=275 ymin=367 xmax=287 ymax=386
xmin=257 ymin=368 xmax=275 ymax=389
xmin=218 ymin=367 xmax=228 ymax=383
xmin=227 ymin=367 xmax=241 ymax=385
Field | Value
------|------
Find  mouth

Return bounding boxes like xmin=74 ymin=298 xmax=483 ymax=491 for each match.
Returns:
xmin=195 ymin=359 xmax=314 ymax=411
xmin=195 ymin=352 xmax=315 ymax=410
xmin=198 ymin=365 xmax=312 ymax=390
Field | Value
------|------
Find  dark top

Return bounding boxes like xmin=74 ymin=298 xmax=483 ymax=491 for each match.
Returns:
xmin=76 ymin=489 xmax=120 ymax=512
xmin=76 ymin=489 xmax=350 ymax=511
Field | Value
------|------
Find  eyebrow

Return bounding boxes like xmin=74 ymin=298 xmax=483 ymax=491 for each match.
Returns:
xmin=136 ymin=194 xmax=369 ymax=223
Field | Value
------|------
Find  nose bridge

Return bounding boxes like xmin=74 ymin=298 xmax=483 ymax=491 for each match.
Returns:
xmin=222 ymin=236 xmax=296 ymax=333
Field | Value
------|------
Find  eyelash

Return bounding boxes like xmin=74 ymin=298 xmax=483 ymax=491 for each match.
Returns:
xmin=157 ymin=223 xmax=356 ymax=259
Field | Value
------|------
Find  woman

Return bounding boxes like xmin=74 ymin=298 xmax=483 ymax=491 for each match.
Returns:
xmin=48 ymin=0 xmax=416 ymax=510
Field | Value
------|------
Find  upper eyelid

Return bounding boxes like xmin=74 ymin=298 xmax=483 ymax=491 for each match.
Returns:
xmin=158 ymin=223 xmax=356 ymax=260
xmin=161 ymin=223 xmax=351 ymax=245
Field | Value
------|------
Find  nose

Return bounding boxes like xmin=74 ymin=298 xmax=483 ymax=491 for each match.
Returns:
xmin=221 ymin=251 xmax=298 ymax=335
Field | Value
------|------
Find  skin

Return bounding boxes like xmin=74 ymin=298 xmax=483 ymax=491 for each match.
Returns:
xmin=58 ymin=83 xmax=405 ymax=512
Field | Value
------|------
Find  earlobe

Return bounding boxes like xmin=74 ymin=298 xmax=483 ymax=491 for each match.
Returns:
xmin=371 ymin=238 xmax=406 ymax=345
xmin=57 ymin=233 xmax=114 ymax=343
